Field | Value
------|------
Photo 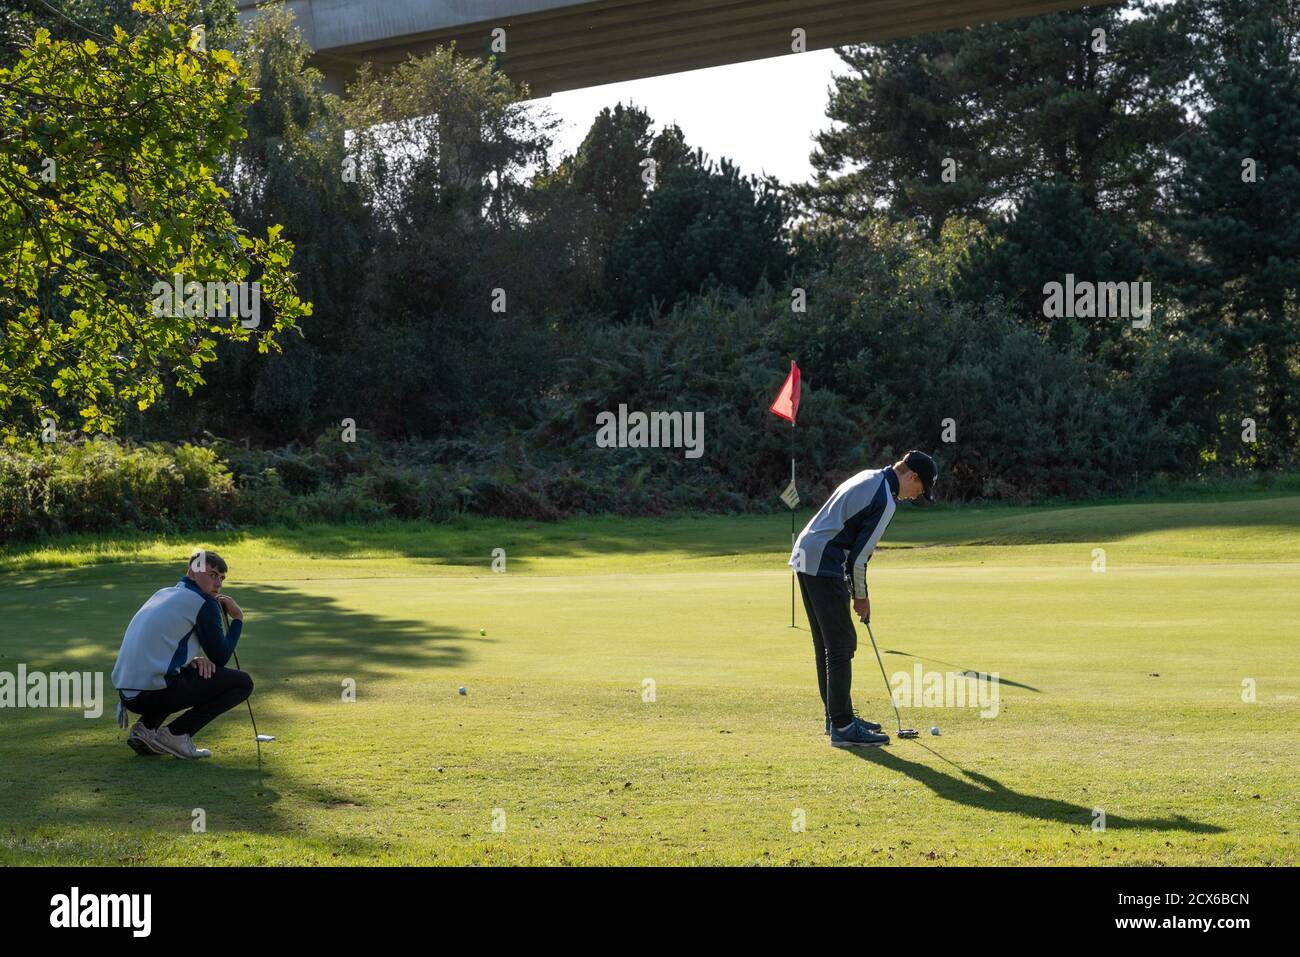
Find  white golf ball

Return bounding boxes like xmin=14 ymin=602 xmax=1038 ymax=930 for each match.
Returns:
xmin=930 ymin=726 xmax=940 ymax=735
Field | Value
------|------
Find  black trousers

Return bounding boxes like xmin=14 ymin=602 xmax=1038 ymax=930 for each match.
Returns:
xmin=121 ymin=666 xmax=253 ymax=737
xmin=797 ymin=572 xmax=857 ymax=727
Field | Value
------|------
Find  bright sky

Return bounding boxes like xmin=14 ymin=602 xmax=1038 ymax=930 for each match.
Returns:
xmin=532 ymin=48 xmax=850 ymax=188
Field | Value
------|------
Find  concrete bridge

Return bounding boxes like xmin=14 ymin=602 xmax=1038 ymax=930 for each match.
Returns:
xmin=236 ymin=0 xmax=1103 ymax=98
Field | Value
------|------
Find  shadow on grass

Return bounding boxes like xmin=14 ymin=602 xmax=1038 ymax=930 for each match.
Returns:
xmin=3 ymin=493 xmax=1298 ymax=578
xmin=0 ymin=706 xmax=403 ymax=859
xmin=853 ymin=743 xmax=1224 ymax=834
xmin=0 ymin=568 xmax=480 ymax=702
xmin=0 ymin=567 xmax=481 ymax=850
xmin=882 ymin=649 xmax=1041 ymax=693
xmin=0 ymin=514 xmax=785 ymax=576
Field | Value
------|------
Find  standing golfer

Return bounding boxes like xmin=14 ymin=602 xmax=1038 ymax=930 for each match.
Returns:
xmin=789 ymin=451 xmax=937 ymax=748
xmin=111 ymin=550 xmax=252 ymax=759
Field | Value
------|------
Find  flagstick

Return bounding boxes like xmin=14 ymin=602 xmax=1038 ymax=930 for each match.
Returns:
xmin=768 ymin=358 xmax=800 ymax=629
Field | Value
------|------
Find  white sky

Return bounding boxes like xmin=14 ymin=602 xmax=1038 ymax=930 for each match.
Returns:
xmin=531 ymin=48 xmax=850 ymax=187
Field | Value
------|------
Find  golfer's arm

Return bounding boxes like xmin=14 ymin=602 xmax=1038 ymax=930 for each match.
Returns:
xmin=845 ymin=486 xmax=889 ymax=599
xmin=195 ymin=601 xmax=242 ymax=667
xmin=848 ymin=545 xmax=872 ymax=600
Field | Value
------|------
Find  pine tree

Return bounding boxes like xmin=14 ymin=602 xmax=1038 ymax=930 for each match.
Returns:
xmin=797 ymin=2 xmax=1191 ymax=238
xmin=1155 ymin=0 xmax=1300 ymax=465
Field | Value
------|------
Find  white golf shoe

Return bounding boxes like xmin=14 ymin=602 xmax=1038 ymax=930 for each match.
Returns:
xmin=151 ymin=725 xmax=212 ymax=759
xmin=127 ymin=721 xmax=161 ymax=756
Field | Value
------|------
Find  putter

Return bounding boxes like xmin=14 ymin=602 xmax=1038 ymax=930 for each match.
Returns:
xmin=861 ymin=618 xmax=919 ymax=738
xmin=221 ymin=603 xmax=268 ymax=770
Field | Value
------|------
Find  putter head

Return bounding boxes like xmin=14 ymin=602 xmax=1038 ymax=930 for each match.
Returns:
xmin=897 ymin=728 xmax=919 ymax=739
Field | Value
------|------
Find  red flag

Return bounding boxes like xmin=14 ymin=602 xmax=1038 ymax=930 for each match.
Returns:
xmin=768 ymin=360 xmax=800 ymax=424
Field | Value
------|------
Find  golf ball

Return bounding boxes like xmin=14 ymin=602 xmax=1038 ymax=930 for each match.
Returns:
xmin=930 ymin=726 xmax=940 ymax=736
xmin=480 ymin=628 xmax=486 ymax=636
xmin=458 ymin=686 xmax=467 ymax=695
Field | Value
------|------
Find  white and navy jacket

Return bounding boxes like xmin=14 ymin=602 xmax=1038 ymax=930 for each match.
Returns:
xmin=111 ymin=577 xmax=242 ymax=699
xmin=788 ymin=466 xmax=899 ymax=599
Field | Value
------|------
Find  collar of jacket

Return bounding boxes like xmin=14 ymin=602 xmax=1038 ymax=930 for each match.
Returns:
xmin=178 ymin=577 xmax=208 ymax=598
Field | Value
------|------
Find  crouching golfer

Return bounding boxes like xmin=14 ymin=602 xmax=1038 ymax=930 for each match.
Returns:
xmin=111 ymin=550 xmax=251 ymax=759
xmin=789 ymin=451 xmax=937 ymax=748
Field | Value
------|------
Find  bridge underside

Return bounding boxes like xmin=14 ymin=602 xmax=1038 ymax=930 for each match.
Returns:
xmin=238 ymin=0 xmax=1107 ymax=99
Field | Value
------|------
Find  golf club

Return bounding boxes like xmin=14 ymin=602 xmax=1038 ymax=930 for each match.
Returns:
xmin=861 ymin=618 xmax=919 ymax=738
xmin=221 ymin=602 xmax=268 ymax=771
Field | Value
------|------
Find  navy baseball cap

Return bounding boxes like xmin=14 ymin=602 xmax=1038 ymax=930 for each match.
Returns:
xmin=903 ymin=450 xmax=938 ymax=503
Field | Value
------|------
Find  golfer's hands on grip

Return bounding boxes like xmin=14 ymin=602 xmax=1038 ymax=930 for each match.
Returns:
xmin=852 ymin=596 xmax=870 ymax=623
xmin=190 ymin=658 xmax=216 ymax=679
xmin=216 ymin=594 xmax=243 ymax=621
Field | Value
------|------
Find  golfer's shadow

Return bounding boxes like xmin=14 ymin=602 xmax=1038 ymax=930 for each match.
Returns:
xmin=852 ymin=745 xmax=1224 ymax=834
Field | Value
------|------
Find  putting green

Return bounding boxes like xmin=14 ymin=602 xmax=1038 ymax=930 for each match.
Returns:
xmin=0 ymin=496 xmax=1296 ymax=865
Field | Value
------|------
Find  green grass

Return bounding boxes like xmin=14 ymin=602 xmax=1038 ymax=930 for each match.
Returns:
xmin=1 ymin=495 xmax=1297 ymax=865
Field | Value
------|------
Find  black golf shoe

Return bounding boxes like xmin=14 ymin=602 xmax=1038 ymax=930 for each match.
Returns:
xmin=830 ymin=719 xmax=890 ymax=748
xmin=825 ymin=713 xmax=883 ymax=735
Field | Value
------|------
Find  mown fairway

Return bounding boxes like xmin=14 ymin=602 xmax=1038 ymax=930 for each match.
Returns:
xmin=1 ymin=494 xmax=1297 ymax=865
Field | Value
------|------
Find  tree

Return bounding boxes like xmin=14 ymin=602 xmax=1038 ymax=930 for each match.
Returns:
xmin=329 ymin=44 xmax=565 ymax=436
xmin=605 ymin=148 xmax=793 ymax=321
xmin=952 ymin=180 xmax=1147 ymax=363
xmin=531 ymin=104 xmax=701 ymax=314
xmin=0 ymin=0 xmax=309 ymax=437
xmin=797 ymin=1 xmax=1191 ymax=237
xmin=141 ymin=2 xmax=375 ymax=441
xmin=1 ymin=0 xmax=143 ymax=68
xmin=564 ymin=103 xmax=654 ymax=248
xmin=1154 ymin=0 xmax=1300 ymax=464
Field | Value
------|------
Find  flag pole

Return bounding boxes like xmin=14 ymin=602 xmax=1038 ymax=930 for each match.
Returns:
xmin=768 ymin=358 xmax=800 ymax=629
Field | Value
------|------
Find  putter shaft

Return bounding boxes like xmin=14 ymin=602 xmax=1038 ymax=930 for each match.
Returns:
xmin=862 ymin=619 xmax=910 ymax=735
xmin=223 ymin=605 xmax=262 ymax=772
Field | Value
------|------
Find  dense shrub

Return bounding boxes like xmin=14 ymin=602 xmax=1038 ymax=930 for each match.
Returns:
xmin=0 ymin=438 xmax=235 ymax=541
xmin=0 ymin=282 xmax=1271 ymax=545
